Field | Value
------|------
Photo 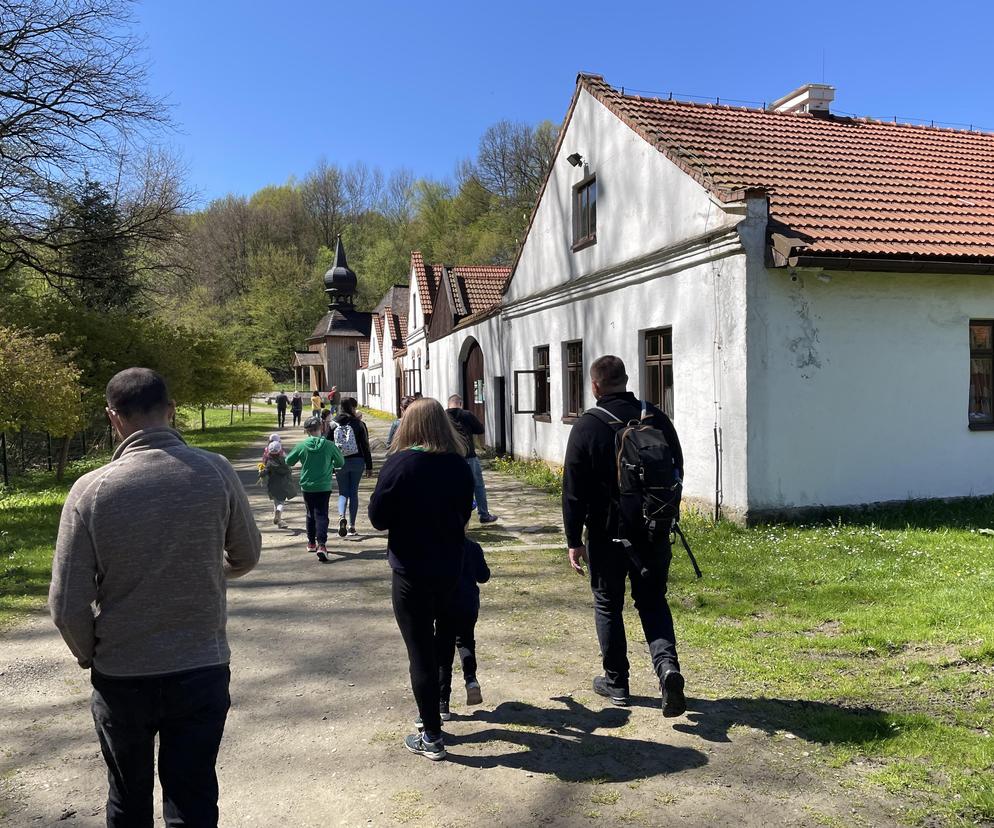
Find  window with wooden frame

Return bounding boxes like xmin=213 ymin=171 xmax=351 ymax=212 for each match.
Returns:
xmin=644 ymin=328 xmax=674 ymax=419
xmin=970 ymin=321 xmax=994 ymax=428
xmin=403 ymin=367 xmax=422 ymax=396
xmin=512 ymin=346 xmax=551 ymax=417
xmin=572 ymin=174 xmax=596 ymax=251
xmin=564 ymin=340 xmax=584 ymax=418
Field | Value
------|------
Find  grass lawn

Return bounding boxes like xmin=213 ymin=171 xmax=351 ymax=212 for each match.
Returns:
xmin=0 ymin=406 xmax=275 ymax=629
xmin=489 ymin=458 xmax=994 ymax=825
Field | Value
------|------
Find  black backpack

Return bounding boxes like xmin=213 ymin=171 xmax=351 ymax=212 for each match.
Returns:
xmin=587 ymin=401 xmax=701 ymax=579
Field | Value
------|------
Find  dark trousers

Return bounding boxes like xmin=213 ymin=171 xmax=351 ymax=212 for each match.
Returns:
xmin=277 ymin=407 xmax=287 ymax=427
xmin=90 ymin=665 xmax=230 ymax=828
xmin=391 ymin=571 xmax=455 ymax=738
xmin=436 ymin=608 xmax=478 ymax=701
xmin=587 ymin=538 xmax=679 ymax=690
xmin=302 ymin=490 xmax=331 ymax=544
xmin=291 ymin=410 xmax=301 ymax=426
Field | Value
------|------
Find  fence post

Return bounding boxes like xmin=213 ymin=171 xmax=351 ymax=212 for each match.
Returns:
xmin=46 ymin=432 xmax=53 ymax=471
xmin=1 ymin=432 xmax=7 ymax=487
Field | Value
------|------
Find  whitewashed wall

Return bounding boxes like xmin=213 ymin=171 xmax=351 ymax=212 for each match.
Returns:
xmin=506 ymin=88 xmax=739 ymax=303
xmin=746 ymin=266 xmax=994 ymax=510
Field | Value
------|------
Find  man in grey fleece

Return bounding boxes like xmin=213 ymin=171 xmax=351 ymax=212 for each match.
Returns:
xmin=49 ymin=367 xmax=261 ymax=828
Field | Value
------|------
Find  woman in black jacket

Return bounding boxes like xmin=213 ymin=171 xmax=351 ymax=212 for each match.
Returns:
xmin=368 ymin=398 xmax=474 ymax=761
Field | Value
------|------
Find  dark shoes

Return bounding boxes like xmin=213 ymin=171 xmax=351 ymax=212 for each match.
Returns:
xmin=338 ymin=517 xmax=348 ymax=537
xmin=440 ymin=700 xmax=451 ymax=721
xmin=593 ymin=676 xmax=629 ymax=706
xmin=404 ymin=732 xmax=446 ymax=761
xmin=316 ymin=544 xmax=329 ymax=562
xmin=479 ymin=514 xmax=498 ymax=524
xmin=465 ymin=680 xmax=483 ymax=706
xmin=662 ymin=670 xmax=687 ymax=718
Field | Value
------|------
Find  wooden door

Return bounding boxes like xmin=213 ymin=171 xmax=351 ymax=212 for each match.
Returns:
xmin=462 ymin=340 xmax=486 ymax=426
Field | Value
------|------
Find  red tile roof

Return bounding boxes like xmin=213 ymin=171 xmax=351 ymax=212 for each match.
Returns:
xmin=372 ymin=315 xmax=384 ymax=352
xmin=451 ymin=266 xmax=511 ymax=314
xmin=411 ymin=252 xmax=438 ymax=318
xmin=357 ymin=340 xmax=369 ymax=369
xmin=583 ymin=75 xmax=994 ymax=262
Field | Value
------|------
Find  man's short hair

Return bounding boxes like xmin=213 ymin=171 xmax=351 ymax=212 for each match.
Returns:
xmin=303 ymin=415 xmax=322 ymax=431
xmin=448 ymin=394 xmax=463 ymax=407
xmin=106 ymin=368 xmax=171 ymax=418
xmin=590 ymin=355 xmax=628 ymax=390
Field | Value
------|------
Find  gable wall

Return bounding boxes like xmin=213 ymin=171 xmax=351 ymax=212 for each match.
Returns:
xmin=506 ymin=88 xmax=738 ymax=303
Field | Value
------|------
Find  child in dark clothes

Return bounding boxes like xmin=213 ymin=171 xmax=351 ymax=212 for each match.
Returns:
xmin=435 ymin=537 xmax=490 ymax=720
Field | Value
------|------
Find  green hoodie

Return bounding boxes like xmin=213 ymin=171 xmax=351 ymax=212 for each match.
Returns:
xmin=285 ymin=436 xmax=344 ymax=492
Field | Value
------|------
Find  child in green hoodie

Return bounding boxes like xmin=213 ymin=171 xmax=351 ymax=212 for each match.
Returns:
xmin=286 ymin=416 xmax=345 ymax=561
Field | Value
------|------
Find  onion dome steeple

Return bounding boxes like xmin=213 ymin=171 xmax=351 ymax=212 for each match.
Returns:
xmin=323 ymin=234 xmax=357 ymax=308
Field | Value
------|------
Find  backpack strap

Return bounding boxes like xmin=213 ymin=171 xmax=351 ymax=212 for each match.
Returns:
xmin=585 ymin=405 xmax=624 ymax=425
xmin=672 ymin=522 xmax=703 ymax=579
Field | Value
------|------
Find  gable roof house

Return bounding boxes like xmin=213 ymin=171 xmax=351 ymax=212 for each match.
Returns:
xmin=417 ymin=73 xmax=994 ymax=520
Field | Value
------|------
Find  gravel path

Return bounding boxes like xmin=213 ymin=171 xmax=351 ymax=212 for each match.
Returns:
xmin=0 ymin=417 xmax=903 ymax=826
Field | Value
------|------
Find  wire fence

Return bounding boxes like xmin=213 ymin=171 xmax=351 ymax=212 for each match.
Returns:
xmin=0 ymin=413 xmax=116 ymax=486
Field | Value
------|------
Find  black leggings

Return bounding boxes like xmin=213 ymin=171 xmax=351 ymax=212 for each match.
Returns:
xmin=302 ymin=490 xmax=331 ymax=544
xmin=391 ymin=571 xmax=455 ymax=737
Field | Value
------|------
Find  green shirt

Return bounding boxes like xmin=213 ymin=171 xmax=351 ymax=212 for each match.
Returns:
xmin=285 ymin=436 xmax=344 ymax=492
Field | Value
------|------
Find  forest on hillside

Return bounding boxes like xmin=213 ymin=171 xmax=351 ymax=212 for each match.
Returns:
xmin=0 ymin=0 xmax=556 ymax=455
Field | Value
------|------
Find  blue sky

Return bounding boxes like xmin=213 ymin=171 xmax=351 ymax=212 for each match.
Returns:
xmin=136 ymin=0 xmax=993 ymax=205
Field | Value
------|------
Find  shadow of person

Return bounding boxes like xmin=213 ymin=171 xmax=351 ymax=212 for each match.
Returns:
xmin=671 ymin=697 xmax=897 ymax=747
xmin=444 ymin=696 xmax=708 ymax=782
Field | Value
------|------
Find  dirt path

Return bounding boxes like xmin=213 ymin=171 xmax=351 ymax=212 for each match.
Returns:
xmin=0 ymin=417 xmax=903 ymax=827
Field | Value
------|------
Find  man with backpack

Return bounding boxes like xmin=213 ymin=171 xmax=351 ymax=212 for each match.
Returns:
xmin=562 ymin=354 xmax=688 ymax=717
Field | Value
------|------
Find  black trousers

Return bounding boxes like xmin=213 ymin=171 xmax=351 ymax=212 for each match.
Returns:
xmin=291 ymin=409 xmax=301 ymax=426
xmin=302 ymin=490 xmax=331 ymax=544
xmin=90 ymin=665 xmax=230 ymax=828
xmin=391 ymin=571 xmax=455 ymax=737
xmin=587 ymin=538 xmax=679 ymax=690
xmin=277 ymin=407 xmax=287 ymax=427
xmin=436 ymin=607 xmax=478 ymax=701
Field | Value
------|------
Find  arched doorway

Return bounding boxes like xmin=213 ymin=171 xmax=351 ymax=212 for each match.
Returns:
xmin=461 ymin=338 xmax=485 ymax=424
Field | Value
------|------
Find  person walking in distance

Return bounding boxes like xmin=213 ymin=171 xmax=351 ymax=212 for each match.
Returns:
xmin=286 ymin=415 xmax=345 ymax=561
xmin=562 ymin=355 xmax=688 ymax=717
xmin=49 ymin=368 xmax=261 ymax=828
xmin=387 ymin=395 xmax=415 ymax=449
xmin=275 ymin=389 xmax=289 ymax=428
xmin=290 ymin=391 xmax=303 ymax=427
xmin=332 ymin=397 xmax=373 ymax=537
xmin=446 ymin=395 xmax=498 ymax=524
xmin=368 ymin=398 xmax=475 ymax=761
xmin=259 ymin=434 xmax=297 ymax=528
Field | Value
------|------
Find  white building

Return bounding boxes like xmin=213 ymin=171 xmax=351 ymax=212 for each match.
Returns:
xmin=364 ymin=74 xmax=994 ymax=520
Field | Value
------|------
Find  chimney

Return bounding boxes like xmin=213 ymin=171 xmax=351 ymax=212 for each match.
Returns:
xmin=770 ymin=83 xmax=835 ymax=115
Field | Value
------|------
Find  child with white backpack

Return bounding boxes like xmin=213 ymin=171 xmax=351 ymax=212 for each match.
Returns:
xmin=331 ymin=398 xmax=373 ymax=536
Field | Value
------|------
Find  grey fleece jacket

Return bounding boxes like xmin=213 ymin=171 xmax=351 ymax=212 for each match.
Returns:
xmin=49 ymin=427 xmax=261 ymax=677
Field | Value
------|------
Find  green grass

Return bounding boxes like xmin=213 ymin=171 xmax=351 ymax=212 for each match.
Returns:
xmin=491 ymin=459 xmax=994 ymax=825
xmin=359 ymin=405 xmax=396 ymax=422
xmin=491 ymin=455 xmax=563 ymax=498
xmin=0 ymin=407 xmax=274 ymax=628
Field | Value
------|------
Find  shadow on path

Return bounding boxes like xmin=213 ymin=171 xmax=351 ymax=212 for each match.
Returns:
xmin=664 ymin=696 xmax=898 ymax=747
xmin=445 ymin=696 xmax=708 ymax=782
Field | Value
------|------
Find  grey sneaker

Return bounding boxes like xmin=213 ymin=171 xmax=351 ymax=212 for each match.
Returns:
xmin=465 ymin=680 xmax=483 ymax=706
xmin=404 ymin=732 xmax=446 ymax=760
xmin=593 ymin=675 xmax=629 ymax=706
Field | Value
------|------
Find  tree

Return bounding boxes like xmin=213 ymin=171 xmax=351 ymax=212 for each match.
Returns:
xmin=57 ymin=179 xmax=135 ymax=310
xmin=302 ymin=159 xmax=345 ymax=249
xmin=0 ymin=1 xmax=189 ymax=288
xmin=0 ymin=325 xmax=85 ymax=481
